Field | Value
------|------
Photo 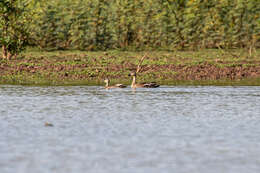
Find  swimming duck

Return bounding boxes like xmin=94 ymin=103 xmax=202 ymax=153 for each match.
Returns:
xmin=45 ymin=122 xmax=54 ymax=127
xmin=104 ymin=78 xmax=127 ymax=89
xmin=128 ymin=72 xmax=159 ymax=88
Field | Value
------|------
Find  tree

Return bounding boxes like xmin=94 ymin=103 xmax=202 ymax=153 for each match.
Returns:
xmin=0 ymin=0 xmax=31 ymax=59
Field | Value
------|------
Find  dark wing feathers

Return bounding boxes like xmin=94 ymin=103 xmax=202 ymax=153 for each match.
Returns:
xmin=115 ymin=84 xmax=127 ymax=88
xmin=143 ymin=82 xmax=160 ymax=88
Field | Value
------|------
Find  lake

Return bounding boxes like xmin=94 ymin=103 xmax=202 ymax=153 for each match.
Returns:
xmin=0 ymin=85 xmax=260 ymax=173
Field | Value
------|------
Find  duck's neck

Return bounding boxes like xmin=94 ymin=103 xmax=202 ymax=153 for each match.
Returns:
xmin=105 ymin=81 xmax=109 ymax=87
xmin=131 ymin=76 xmax=136 ymax=88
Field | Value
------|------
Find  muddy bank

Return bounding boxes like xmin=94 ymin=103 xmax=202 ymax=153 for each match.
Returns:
xmin=146 ymin=63 xmax=260 ymax=80
xmin=0 ymin=50 xmax=260 ymax=85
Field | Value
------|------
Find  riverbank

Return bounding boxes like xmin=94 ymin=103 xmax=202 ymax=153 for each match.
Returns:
xmin=0 ymin=49 xmax=260 ymax=86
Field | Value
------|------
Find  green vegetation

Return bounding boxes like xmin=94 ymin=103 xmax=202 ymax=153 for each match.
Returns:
xmin=0 ymin=0 xmax=31 ymax=59
xmin=1 ymin=0 xmax=260 ymax=53
xmin=0 ymin=49 xmax=259 ymax=86
xmin=32 ymin=0 xmax=260 ymax=51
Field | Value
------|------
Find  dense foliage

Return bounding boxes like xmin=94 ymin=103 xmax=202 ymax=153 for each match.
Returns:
xmin=0 ymin=0 xmax=31 ymax=59
xmin=1 ymin=0 xmax=260 ymax=53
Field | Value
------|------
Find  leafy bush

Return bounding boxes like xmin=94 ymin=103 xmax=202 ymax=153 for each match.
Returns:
xmin=0 ymin=0 xmax=31 ymax=59
xmin=2 ymin=0 xmax=260 ymax=53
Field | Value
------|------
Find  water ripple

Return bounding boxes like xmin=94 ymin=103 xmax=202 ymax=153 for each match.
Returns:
xmin=0 ymin=85 xmax=260 ymax=173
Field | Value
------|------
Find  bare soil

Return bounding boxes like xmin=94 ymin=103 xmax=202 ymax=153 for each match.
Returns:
xmin=0 ymin=51 xmax=260 ymax=85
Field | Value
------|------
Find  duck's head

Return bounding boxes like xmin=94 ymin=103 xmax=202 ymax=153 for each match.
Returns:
xmin=128 ymin=72 xmax=136 ymax=77
xmin=104 ymin=78 xmax=109 ymax=83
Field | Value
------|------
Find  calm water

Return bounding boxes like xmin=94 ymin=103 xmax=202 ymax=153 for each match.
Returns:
xmin=0 ymin=85 xmax=260 ymax=173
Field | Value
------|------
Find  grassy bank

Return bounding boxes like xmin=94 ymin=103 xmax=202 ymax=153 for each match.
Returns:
xmin=0 ymin=49 xmax=260 ymax=86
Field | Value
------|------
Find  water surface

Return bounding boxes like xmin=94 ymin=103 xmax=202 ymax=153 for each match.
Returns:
xmin=0 ymin=85 xmax=260 ymax=173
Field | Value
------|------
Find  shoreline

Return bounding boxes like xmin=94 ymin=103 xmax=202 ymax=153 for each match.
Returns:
xmin=0 ymin=50 xmax=260 ymax=86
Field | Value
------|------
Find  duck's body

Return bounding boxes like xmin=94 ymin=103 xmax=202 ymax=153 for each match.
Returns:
xmin=129 ymin=72 xmax=159 ymax=88
xmin=104 ymin=79 xmax=127 ymax=89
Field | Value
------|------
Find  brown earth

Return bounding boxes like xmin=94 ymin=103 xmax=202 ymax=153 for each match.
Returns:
xmin=1 ymin=62 xmax=260 ymax=80
xmin=140 ymin=63 xmax=260 ymax=80
xmin=0 ymin=54 xmax=260 ymax=85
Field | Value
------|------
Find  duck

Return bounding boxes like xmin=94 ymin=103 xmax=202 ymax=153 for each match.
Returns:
xmin=128 ymin=72 xmax=159 ymax=88
xmin=104 ymin=78 xmax=127 ymax=89
xmin=44 ymin=122 xmax=54 ymax=127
